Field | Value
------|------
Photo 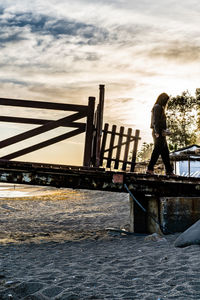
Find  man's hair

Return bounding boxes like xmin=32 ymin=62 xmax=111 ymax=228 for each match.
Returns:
xmin=155 ymin=93 xmax=169 ymax=107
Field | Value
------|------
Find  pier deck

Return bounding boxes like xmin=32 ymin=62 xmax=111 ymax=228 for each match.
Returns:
xmin=0 ymin=160 xmax=199 ymax=197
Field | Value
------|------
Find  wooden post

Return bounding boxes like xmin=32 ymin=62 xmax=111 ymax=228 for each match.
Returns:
xmin=188 ymin=158 xmax=191 ymax=177
xmin=130 ymin=129 xmax=140 ymax=172
xmin=83 ymin=97 xmax=95 ymax=167
xmin=122 ymin=128 xmax=132 ymax=171
xmin=99 ymin=85 xmax=105 ymax=132
xmin=92 ymin=104 xmax=98 ymax=165
xmin=99 ymin=123 xmax=109 ymax=166
xmin=114 ymin=126 xmax=124 ymax=169
xmin=107 ymin=124 xmax=116 ymax=168
xmin=95 ymin=85 xmax=105 ymax=167
xmin=174 ymin=161 xmax=177 ymax=174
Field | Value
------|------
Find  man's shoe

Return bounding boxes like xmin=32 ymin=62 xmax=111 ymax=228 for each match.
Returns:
xmin=146 ymin=170 xmax=154 ymax=175
xmin=166 ymin=172 xmax=177 ymax=177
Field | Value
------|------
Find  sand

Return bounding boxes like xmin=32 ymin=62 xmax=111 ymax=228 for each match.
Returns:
xmin=0 ymin=185 xmax=200 ymax=299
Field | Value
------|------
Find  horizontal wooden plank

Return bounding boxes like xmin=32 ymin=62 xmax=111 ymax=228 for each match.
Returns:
xmin=102 ymin=157 xmax=133 ymax=164
xmin=170 ymin=155 xmax=200 ymax=162
xmin=0 ymin=112 xmax=85 ymax=149
xmin=0 ymin=116 xmax=85 ymax=128
xmin=103 ymin=137 xmax=136 ymax=153
xmin=0 ymin=98 xmax=88 ymax=112
xmin=102 ymin=129 xmax=141 ymax=139
xmin=0 ymin=159 xmax=105 ymax=172
xmin=1 ymin=126 xmax=85 ymax=160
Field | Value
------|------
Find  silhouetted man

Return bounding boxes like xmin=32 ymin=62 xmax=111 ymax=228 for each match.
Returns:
xmin=146 ymin=93 xmax=174 ymax=176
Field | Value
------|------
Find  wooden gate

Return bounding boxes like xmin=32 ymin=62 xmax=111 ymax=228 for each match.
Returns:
xmin=0 ymin=96 xmax=96 ymax=167
xmin=0 ymin=85 xmax=141 ymax=172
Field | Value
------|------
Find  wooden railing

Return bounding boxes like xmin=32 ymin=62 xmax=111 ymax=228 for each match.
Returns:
xmin=0 ymin=96 xmax=95 ymax=166
xmin=99 ymin=123 xmax=140 ymax=171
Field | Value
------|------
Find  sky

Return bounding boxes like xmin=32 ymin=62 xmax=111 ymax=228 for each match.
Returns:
xmin=0 ymin=0 xmax=200 ymax=165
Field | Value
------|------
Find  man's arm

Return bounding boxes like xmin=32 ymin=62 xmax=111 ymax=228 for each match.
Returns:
xmin=153 ymin=104 xmax=162 ymax=136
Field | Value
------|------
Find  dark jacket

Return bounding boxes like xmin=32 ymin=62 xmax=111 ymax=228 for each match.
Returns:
xmin=150 ymin=104 xmax=167 ymax=134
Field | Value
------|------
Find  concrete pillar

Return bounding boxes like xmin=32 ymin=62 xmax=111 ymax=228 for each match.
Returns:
xmin=147 ymin=196 xmax=162 ymax=235
xmin=129 ymin=194 xmax=200 ymax=234
xmin=160 ymin=197 xmax=200 ymax=233
xmin=129 ymin=193 xmax=147 ymax=233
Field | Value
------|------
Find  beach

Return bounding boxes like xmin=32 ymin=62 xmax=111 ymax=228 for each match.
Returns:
xmin=0 ymin=184 xmax=199 ymax=299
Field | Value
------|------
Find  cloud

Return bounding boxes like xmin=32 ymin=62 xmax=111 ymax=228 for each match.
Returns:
xmin=0 ymin=78 xmax=27 ymax=85
xmin=0 ymin=4 xmax=162 ymax=50
xmin=0 ymin=9 xmax=109 ymax=46
xmin=149 ymin=41 xmax=200 ymax=63
xmin=1 ymin=2 xmax=200 ymax=122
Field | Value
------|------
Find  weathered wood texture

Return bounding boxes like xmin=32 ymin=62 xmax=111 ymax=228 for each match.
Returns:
xmin=0 ymin=160 xmax=199 ymax=197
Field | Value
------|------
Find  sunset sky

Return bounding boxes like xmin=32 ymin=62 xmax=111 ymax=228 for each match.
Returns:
xmin=0 ymin=0 xmax=200 ymax=165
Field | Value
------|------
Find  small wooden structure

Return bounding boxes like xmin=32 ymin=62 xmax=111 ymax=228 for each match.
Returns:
xmin=170 ymin=145 xmax=200 ymax=177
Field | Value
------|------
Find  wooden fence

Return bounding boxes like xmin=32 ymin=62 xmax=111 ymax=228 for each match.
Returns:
xmin=99 ymin=123 xmax=140 ymax=171
xmin=0 ymin=85 xmax=141 ymax=172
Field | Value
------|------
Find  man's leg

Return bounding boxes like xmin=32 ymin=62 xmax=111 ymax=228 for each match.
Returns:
xmin=147 ymin=136 xmax=161 ymax=171
xmin=160 ymin=139 xmax=173 ymax=174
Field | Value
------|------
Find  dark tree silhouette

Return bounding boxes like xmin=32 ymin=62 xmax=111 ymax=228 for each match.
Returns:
xmin=166 ymin=90 xmax=199 ymax=151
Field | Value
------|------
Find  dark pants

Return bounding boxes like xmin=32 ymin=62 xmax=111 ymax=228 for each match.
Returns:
xmin=147 ymin=132 xmax=173 ymax=174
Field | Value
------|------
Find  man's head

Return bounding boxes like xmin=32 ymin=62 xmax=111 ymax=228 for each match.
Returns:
xmin=156 ymin=93 xmax=169 ymax=107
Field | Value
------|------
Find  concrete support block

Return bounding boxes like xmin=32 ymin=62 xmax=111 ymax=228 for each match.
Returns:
xmin=129 ymin=194 xmax=200 ymax=234
xmin=147 ymin=197 xmax=162 ymax=235
xmin=160 ymin=197 xmax=200 ymax=234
